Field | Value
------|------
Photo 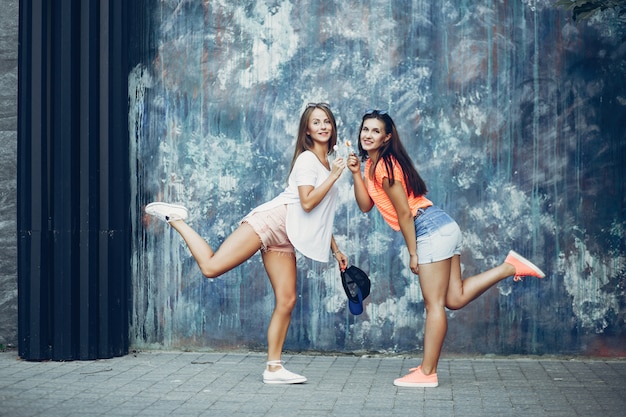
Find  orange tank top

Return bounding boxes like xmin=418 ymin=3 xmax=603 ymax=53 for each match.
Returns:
xmin=365 ymin=157 xmax=432 ymax=231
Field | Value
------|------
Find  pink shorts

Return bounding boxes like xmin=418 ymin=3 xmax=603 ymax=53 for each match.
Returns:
xmin=241 ymin=204 xmax=295 ymax=254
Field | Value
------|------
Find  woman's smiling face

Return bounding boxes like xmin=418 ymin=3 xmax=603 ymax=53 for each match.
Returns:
xmin=306 ymin=108 xmax=333 ymax=144
xmin=360 ymin=118 xmax=390 ymax=154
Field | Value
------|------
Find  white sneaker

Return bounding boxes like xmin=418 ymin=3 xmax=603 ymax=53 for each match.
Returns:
xmin=145 ymin=202 xmax=189 ymax=223
xmin=263 ymin=360 xmax=307 ymax=384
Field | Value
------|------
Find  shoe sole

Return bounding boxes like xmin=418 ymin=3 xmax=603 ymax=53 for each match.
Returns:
xmin=145 ymin=202 xmax=189 ymax=221
xmin=393 ymin=380 xmax=438 ymax=388
xmin=508 ymin=250 xmax=545 ymax=278
xmin=263 ymin=378 xmax=307 ymax=384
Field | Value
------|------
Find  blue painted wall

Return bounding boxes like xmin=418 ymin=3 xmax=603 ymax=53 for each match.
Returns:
xmin=129 ymin=1 xmax=626 ymax=356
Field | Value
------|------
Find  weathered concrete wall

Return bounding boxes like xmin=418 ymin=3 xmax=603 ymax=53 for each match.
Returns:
xmin=129 ymin=1 xmax=626 ymax=355
xmin=0 ymin=0 xmax=19 ymax=347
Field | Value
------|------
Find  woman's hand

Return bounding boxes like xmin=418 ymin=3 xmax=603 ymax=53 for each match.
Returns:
xmin=347 ymin=153 xmax=360 ymax=174
xmin=410 ymin=253 xmax=419 ymax=275
xmin=334 ymin=251 xmax=348 ymax=271
xmin=330 ymin=157 xmax=346 ymax=180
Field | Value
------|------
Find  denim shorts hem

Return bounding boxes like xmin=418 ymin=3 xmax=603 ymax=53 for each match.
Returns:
xmin=414 ymin=206 xmax=462 ymax=264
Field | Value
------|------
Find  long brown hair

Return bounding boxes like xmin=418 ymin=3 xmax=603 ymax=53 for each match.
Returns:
xmin=356 ymin=110 xmax=428 ymax=197
xmin=288 ymin=103 xmax=338 ymax=176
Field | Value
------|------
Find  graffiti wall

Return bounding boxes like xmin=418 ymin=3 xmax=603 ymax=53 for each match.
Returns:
xmin=129 ymin=0 xmax=626 ymax=356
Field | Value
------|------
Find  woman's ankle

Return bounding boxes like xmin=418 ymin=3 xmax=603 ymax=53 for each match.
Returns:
xmin=266 ymin=359 xmax=283 ymax=371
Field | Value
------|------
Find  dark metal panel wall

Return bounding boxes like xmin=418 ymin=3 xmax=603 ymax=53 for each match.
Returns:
xmin=17 ymin=0 xmax=130 ymax=360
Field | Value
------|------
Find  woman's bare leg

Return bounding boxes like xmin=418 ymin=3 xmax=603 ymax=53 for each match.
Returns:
xmin=261 ymin=250 xmax=298 ymax=369
xmin=417 ymin=259 xmax=453 ymax=375
xmin=445 ymin=254 xmax=516 ymax=310
xmin=168 ymin=220 xmax=262 ymax=278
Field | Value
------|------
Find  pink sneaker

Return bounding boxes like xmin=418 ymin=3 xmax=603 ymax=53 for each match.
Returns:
xmin=393 ymin=366 xmax=438 ymax=388
xmin=505 ymin=250 xmax=546 ymax=281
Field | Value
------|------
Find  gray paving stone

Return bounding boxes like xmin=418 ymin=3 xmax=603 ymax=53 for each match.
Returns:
xmin=0 ymin=351 xmax=625 ymax=416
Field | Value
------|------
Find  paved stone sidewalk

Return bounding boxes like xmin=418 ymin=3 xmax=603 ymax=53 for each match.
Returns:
xmin=1 ymin=350 xmax=625 ymax=416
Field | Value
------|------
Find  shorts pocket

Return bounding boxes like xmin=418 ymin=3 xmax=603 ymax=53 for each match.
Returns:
xmin=437 ymin=222 xmax=460 ymax=237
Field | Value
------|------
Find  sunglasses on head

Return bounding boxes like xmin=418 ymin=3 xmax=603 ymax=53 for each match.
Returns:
xmin=307 ymin=102 xmax=331 ymax=109
xmin=364 ymin=109 xmax=388 ymax=116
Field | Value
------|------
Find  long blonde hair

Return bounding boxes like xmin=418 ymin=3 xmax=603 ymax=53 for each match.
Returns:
xmin=288 ymin=103 xmax=338 ymax=176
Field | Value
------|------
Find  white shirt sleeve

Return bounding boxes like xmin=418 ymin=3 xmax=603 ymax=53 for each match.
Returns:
xmin=292 ymin=151 xmax=319 ymax=187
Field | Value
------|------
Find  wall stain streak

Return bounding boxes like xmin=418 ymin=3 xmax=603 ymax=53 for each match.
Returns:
xmin=129 ymin=0 xmax=626 ymax=356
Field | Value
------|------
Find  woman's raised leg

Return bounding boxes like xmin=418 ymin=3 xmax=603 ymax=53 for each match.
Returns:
xmin=444 ymin=254 xmax=515 ymax=310
xmin=444 ymin=248 xmax=546 ymax=311
xmin=168 ymin=220 xmax=262 ymax=278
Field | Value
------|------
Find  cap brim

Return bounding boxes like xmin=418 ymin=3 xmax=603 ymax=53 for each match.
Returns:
xmin=348 ymin=287 xmax=364 ymax=315
xmin=349 ymin=300 xmax=363 ymax=315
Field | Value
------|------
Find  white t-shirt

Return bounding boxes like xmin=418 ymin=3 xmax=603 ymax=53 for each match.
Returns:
xmin=245 ymin=150 xmax=338 ymax=262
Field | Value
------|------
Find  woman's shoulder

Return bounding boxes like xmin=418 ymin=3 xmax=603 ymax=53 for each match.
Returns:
xmin=374 ymin=155 xmax=401 ymax=171
xmin=298 ymin=149 xmax=316 ymax=159
xmin=372 ymin=155 xmax=404 ymax=182
xmin=385 ymin=155 xmax=404 ymax=172
xmin=293 ymin=150 xmax=318 ymax=166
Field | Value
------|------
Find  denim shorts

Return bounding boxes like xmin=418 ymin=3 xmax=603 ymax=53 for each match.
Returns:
xmin=414 ymin=206 xmax=462 ymax=264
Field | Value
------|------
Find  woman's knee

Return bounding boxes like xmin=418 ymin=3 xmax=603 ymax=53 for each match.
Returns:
xmin=445 ymin=301 xmax=463 ymax=311
xmin=444 ymin=295 xmax=464 ymax=310
xmin=199 ymin=264 xmax=224 ymax=279
xmin=424 ymin=302 xmax=447 ymax=315
xmin=275 ymin=293 xmax=297 ymax=313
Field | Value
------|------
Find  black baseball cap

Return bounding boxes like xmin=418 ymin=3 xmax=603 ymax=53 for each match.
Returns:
xmin=341 ymin=266 xmax=371 ymax=315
